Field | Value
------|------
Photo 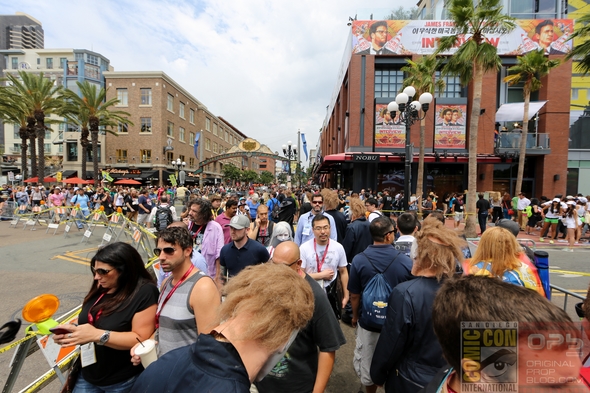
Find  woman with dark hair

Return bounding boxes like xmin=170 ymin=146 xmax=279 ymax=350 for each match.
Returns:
xmin=525 ymin=198 xmax=542 ymax=235
xmin=53 ymin=242 xmax=158 ymax=393
xmin=539 ymin=198 xmax=563 ymax=243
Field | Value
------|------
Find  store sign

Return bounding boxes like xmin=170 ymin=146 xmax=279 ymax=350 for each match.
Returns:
xmin=352 ymin=154 xmax=379 ymax=162
xmin=352 ymin=19 xmax=573 ymax=56
xmin=104 ymin=168 xmax=142 ymax=175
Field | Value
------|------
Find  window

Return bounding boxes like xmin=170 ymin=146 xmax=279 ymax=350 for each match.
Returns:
xmin=44 ymin=143 xmax=51 ymax=154
xmin=572 ymin=88 xmax=580 ymax=100
xmin=374 ymin=69 xmax=404 ymax=98
xmin=59 ymin=58 xmax=67 ymax=69
xmin=166 ymin=151 xmax=173 ymax=163
xmin=213 ymin=123 xmax=218 ymax=136
xmin=179 ymin=127 xmax=185 ymax=142
xmin=46 ymin=58 xmax=53 ymax=69
xmin=140 ymin=88 xmax=152 ymax=105
xmin=118 ymin=122 xmax=128 ymax=133
xmin=167 ymin=121 xmax=174 ymax=137
xmin=206 ymin=117 xmax=211 ymax=131
xmin=434 ymin=72 xmax=465 ymax=98
xmin=225 ymin=131 xmax=229 ymax=142
xmin=67 ymin=142 xmax=78 ymax=161
xmin=179 ymin=102 xmax=185 ymax=118
xmin=87 ymin=54 xmax=99 ymax=65
xmin=75 ymin=53 xmax=84 ymax=61
xmin=11 ymin=57 xmax=18 ymax=69
xmin=12 ymin=143 xmax=21 ymax=154
xmin=510 ymin=0 xmax=557 ymax=19
xmin=13 ymin=124 xmax=20 ymax=139
xmin=140 ymin=149 xmax=151 ymax=163
xmin=189 ymin=132 xmax=195 ymax=145
xmin=179 ymin=155 xmax=185 ymax=163
xmin=58 ymin=144 xmax=63 ymax=153
xmin=117 ymin=88 xmax=128 ymax=106
xmin=140 ymin=117 xmax=152 ymax=133
xmin=205 ymin=138 xmax=211 ymax=151
xmin=190 ymin=108 xmax=195 ymax=124
xmin=189 ymin=158 xmax=195 ymax=167
xmin=116 ymin=149 xmax=127 ymax=163
xmin=213 ymin=142 xmax=218 ymax=153
xmin=167 ymin=94 xmax=174 ymax=112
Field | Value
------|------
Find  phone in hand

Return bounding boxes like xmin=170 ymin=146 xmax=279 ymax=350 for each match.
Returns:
xmin=49 ymin=327 xmax=71 ymax=335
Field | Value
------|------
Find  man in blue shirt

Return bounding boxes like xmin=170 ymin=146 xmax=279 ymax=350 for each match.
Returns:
xmin=70 ymin=187 xmax=90 ymax=229
xmin=136 ymin=189 xmax=152 ymax=227
xmin=294 ymin=194 xmax=336 ymax=246
xmin=219 ymin=215 xmax=270 ymax=280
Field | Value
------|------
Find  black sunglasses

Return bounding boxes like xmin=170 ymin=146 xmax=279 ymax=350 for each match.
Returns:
xmin=91 ymin=266 xmax=113 ymax=276
xmin=154 ymin=247 xmax=176 ymax=256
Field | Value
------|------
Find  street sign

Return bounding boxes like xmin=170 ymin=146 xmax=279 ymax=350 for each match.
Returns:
xmin=8 ymin=172 xmax=14 ymax=182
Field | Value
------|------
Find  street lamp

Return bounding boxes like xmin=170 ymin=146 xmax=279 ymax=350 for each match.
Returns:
xmin=172 ymin=158 xmax=186 ymax=186
xmin=282 ymin=141 xmax=297 ymax=188
xmin=388 ymin=86 xmax=433 ymax=210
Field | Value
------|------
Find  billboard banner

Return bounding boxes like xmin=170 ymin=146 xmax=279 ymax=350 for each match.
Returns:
xmin=375 ymin=103 xmax=405 ymax=149
xmin=352 ymin=19 xmax=573 ymax=56
xmin=434 ymin=104 xmax=467 ymax=150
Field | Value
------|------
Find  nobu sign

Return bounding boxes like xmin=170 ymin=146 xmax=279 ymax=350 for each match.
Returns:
xmin=352 ymin=154 xmax=379 ymax=162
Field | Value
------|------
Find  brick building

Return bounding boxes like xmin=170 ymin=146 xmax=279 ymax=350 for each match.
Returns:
xmin=314 ymin=19 xmax=572 ymax=200
xmin=103 ymin=71 xmax=263 ymax=186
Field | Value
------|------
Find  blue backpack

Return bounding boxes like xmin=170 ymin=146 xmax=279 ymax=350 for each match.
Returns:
xmin=360 ymin=253 xmax=400 ymax=330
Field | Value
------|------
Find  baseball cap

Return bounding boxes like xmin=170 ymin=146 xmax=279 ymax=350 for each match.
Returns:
xmin=496 ymin=219 xmax=520 ymax=237
xmin=566 ymin=195 xmax=574 ymax=200
xmin=566 ymin=201 xmax=576 ymax=205
xmin=227 ymin=215 xmax=250 ymax=230
xmin=552 ymin=198 xmax=561 ymax=203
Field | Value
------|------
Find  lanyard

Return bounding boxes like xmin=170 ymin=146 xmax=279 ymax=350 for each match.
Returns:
xmin=155 ymin=264 xmax=194 ymax=329
xmin=88 ymin=293 xmax=106 ymax=326
xmin=189 ymin=222 xmax=205 ymax=240
xmin=314 ymin=239 xmax=330 ymax=273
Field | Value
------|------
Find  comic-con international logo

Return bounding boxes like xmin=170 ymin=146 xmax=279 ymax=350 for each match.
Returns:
xmin=461 ymin=321 xmax=518 ymax=392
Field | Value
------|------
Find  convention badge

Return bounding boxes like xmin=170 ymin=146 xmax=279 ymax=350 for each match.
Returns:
xmin=302 ymin=223 xmax=311 ymax=236
xmin=80 ymin=342 xmax=97 ymax=367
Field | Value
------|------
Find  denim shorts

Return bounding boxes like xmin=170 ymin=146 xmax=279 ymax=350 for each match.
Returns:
xmin=73 ymin=374 xmax=137 ymax=393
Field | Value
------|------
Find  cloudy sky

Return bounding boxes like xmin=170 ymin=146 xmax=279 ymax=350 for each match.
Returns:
xmin=2 ymin=0 xmax=411 ymax=166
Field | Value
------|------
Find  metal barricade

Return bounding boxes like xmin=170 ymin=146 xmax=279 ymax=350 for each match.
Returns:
xmin=549 ymin=284 xmax=586 ymax=313
xmin=1 ymin=201 xmax=17 ymax=221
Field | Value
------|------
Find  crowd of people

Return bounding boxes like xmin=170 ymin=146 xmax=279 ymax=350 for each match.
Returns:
xmin=3 ymin=181 xmax=590 ymax=392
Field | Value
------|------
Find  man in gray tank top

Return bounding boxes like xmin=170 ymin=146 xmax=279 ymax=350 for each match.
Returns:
xmin=131 ymin=226 xmax=220 ymax=362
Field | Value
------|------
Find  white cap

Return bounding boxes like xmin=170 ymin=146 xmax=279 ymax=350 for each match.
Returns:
xmin=552 ymin=198 xmax=561 ymax=203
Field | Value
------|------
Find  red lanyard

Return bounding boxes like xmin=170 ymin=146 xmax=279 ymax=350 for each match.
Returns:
xmin=314 ymin=239 xmax=330 ymax=272
xmin=155 ymin=264 xmax=194 ymax=328
xmin=189 ymin=222 xmax=205 ymax=240
xmin=88 ymin=293 xmax=106 ymax=326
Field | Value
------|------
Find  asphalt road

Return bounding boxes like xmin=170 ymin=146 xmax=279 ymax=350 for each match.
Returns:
xmin=1 ymin=217 xmax=589 ymax=393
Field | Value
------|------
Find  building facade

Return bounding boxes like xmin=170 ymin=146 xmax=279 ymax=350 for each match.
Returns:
xmin=1 ymin=48 xmax=111 ymax=179
xmin=314 ymin=17 xmax=572 ymax=200
xmin=103 ymin=71 xmax=263 ymax=186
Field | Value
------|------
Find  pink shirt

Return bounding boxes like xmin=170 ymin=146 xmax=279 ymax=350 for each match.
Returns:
xmin=48 ymin=193 xmax=65 ymax=207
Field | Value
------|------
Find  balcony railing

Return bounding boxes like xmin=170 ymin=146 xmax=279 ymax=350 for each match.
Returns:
xmin=116 ymin=158 xmax=128 ymax=163
xmin=495 ymin=132 xmax=550 ymax=155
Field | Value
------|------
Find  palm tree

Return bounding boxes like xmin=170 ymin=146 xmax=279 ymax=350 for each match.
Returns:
xmin=401 ymin=55 xmax=445 ymax=208
xmin=567 ymin=12 xmax=590 ymax=75
xmin=504 ymin=50 xmax=561 ymax=196
xmin=436 ymin=0 xmax=515 ymax=237
xmin=5 ymin=71 xmax=64 ymax=185
xmin=0 ymin=88 xmax=32 ymax=179
xmin=61 ymin=81 xmax=132 ymax=185
xmin=61 ymin=100 xmax=91 ymax=180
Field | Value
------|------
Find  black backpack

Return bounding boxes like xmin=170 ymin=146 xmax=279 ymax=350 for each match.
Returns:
xmin=155 ymin=205 xmax=173 ymax=231
xmin=270 ymin=198 xmax=280 ymax=220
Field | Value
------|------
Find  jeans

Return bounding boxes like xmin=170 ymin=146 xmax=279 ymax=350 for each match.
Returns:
xmin=73 ymin=374 xmax=137 ymax=393
xmin=478 ymin=212 xmax=488 ymax=234
xmin=75 ymin=209 xmax=89 ymax=229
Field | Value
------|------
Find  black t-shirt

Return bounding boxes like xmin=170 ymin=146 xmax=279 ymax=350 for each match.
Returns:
xmin=78 ymin=282 xmax=159 ymax=386
xmin=256 ymin=274 xmax=346 ymax=393
xmin=476 ymin=198 xmax=491 ymax=212
xmin=454 ymin=199 xmax=464 ymax=213
xmin=382 ymin=195 xmax=393 ymax=211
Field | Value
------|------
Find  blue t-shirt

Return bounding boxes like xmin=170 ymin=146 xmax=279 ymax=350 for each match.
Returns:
xmin=138 ymin=195 xmax=151 ymax=215
xmin=71 ymin=194 xmax=90 ymax=211
xmin=220 ymin=238 xmax=270 ymax=277
xmin=246 ymin=200 xmax=260 ymax=220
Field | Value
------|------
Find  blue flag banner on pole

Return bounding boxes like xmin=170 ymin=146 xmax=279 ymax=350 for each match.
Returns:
xmin=194 ymin=132 xmax=200 ymax=160
xmin=301 ymin=133 xmax=308 ymax=161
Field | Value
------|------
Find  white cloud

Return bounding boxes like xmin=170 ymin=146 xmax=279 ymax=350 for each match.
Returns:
xmin=2 ymin=0 xmax=410 ymax=166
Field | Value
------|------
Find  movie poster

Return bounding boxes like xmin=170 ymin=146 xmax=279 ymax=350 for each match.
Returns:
xmin=352 ymin=19 xmax=574 ymax=56
xmin=375 ymin=103 xmax=405 ymax=149
xmin=434 ymin=104 xmax=467 ymax=150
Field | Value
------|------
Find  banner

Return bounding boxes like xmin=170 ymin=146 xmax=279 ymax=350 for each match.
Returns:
xmin=352 ymin=19 xmax=573 ymax=56
xmin=375 ymin=103 xmax=405 ymax=149
xmin=301 ymin=133 xmax=308 ymax=161
xmin=434 ymin=104 xmax=467 ymax=150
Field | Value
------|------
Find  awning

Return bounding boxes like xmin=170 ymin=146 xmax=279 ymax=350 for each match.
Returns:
xmin=495 ymin=101 xmax=547 ymax=122
xmin=61 ymin=170 xmax=77 ymax=179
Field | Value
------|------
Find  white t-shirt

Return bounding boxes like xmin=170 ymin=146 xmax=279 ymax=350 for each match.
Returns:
xmin=368 ymin=210 xmax=383 ymax=222
xmin=300 ymin=238 xmax=347 ymax=288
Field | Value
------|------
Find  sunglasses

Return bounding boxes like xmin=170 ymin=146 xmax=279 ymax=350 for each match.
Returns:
xmin=91 ymin=266 xmax=113 ymax=276
xmin=311 ymin=201 xmax=323 ymax=205
xmin=154 ymin=247 xmax=176 ymax=256
xmin=270 ymin=257 xmax=300 ymax=267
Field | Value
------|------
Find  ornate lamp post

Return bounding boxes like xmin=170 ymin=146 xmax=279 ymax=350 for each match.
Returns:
xmin=387 ymin=86 xmax=433 ymax=210
xmin=282 ymin=141 xmax=297 ymax=188
xmin=172 ymin=158 xmax=186 ymax=186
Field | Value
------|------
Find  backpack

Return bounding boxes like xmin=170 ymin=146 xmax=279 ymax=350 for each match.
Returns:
xmin=393 ymin=240 xmax=413 ymax=257
xmin=360 ymin=253 xmax=399 ymax=330
xmin=270 ymin=198 xmax=280 ymax=220
xmin=155 ymin=205 xmax=173 ymax=231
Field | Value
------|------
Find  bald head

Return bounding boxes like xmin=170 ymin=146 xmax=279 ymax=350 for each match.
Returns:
xmin=271 ymin=241 xmax=301 ymax=272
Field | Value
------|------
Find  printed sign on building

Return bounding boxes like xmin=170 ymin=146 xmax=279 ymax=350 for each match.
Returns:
xmin=375 ymin=103 xmax=406 ymax=149
xmin=434 ymin=104 xmax=467 ymax=150
xmin=352 ymin=19 xmax=573 ymax=56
